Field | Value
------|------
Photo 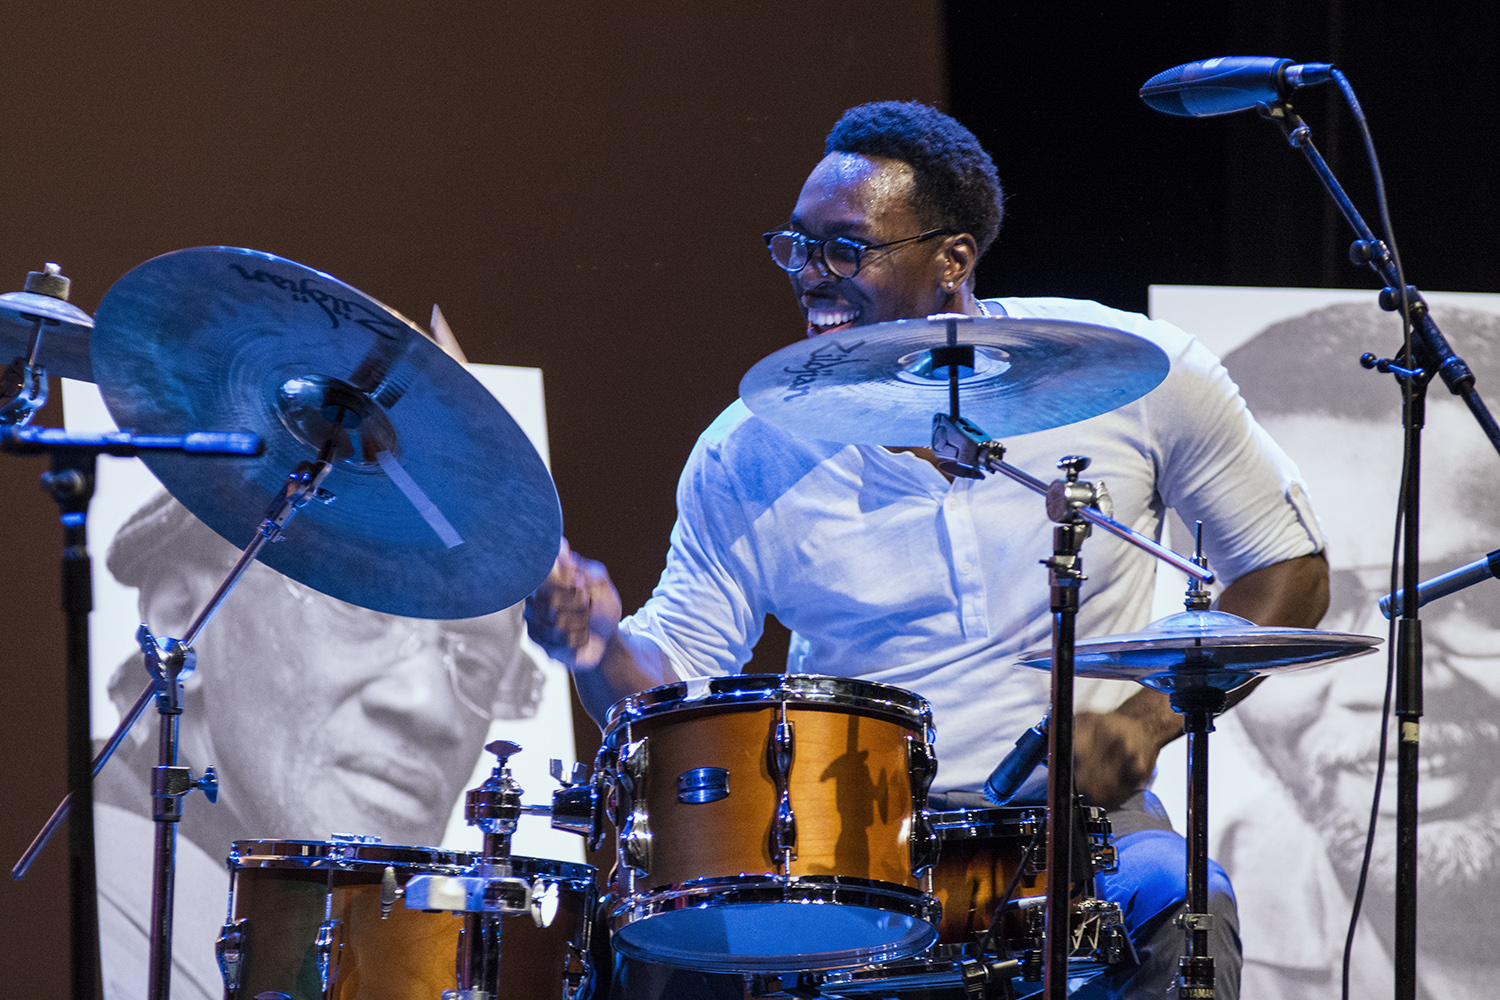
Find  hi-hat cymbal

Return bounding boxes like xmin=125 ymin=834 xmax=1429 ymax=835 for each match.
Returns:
xmin=0 ymin=290 xmax=94 ymax=382
xmin=90 ymin=246 xmax=561 ymax=619
xmin=1016 ymin=609 xmax=1382 ymax=693
xmin=739 ymin=313 xmax=1171 ymax=446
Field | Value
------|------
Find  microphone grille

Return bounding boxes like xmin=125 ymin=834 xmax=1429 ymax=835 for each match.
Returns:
xmin=1139 ymin=64 xmax=1194 ymax=117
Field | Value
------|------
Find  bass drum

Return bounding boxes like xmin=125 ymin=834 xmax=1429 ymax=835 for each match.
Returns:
xmin=218 ymin=839 xmax=596 ymax=1000
xmin=597 ymin=674 xmax=942 ymax=972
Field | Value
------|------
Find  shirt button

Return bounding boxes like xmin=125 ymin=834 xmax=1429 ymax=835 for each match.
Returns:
xmin=960 ymin=563 xmax=973 ymax=574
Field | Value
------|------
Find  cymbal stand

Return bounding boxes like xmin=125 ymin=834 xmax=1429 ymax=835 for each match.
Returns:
xmin=0 ymin=263 xmax=68 ymax=426
xmin=0 ymin=426 xmax=263 ymax=1000
xmin=928 ymin=318 xmax=1213 ymax=1000
xmin=1165 ymin=534 xmax=1228 ymax=1000
xmin=139 ymin=451 xmax=334 ymax=1000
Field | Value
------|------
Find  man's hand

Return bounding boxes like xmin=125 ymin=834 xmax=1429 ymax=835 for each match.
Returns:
xmin=1074 ymin=690 xmax=1181 ymax=810
xmin=524 ymin=539 xmax=623 ymax=670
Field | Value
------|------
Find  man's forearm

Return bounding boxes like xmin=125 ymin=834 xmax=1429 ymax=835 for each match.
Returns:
xmin=571 ymin=628 xmax=679 ymax=725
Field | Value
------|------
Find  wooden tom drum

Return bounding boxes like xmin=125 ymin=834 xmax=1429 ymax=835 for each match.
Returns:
xmin=598 ymin=674 xmax=942 ymax=972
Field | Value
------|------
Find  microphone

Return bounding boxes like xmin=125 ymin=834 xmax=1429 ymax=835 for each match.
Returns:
xmin=1140 ymin=56 xmax=1335 ymax=117
xmin=1379 ymin=549 xmax=1500 ymax=618
xmin=983 ymin=712 xmax=1049 ymax=805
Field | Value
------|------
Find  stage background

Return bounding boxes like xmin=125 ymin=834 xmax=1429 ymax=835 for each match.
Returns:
xmin=3 ymin=3 xmax=1498 ymax=996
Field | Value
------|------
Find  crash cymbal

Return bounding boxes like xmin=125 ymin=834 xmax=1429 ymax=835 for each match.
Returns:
xmin=90 ymin=246 xmax=561 ymax=619
xmin=0 ymin=263 xmax=94 ymax=382
xmin=739 ymin=313 xmax=1171 ymax=446
xmin=1016 ymin=609 xmax=1382 ymax=692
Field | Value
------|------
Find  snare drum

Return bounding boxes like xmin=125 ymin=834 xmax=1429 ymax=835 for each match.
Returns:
xmin=597 ymin=674 xmax=942 ymax=972
xmin=219 ymin=839 xmax=596 ymax=1000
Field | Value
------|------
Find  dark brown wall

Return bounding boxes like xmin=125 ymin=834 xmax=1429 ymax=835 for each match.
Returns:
xmin=0 ymin=6 xmax=945 ymax=995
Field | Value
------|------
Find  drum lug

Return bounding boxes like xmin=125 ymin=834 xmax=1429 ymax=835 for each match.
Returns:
xmin=905 ymin=735 xmax=939 ymax=875
xmin=768 ymin=711 xmax=797 ymax=868
xmin=565 ymin=941 xmax=594 ymax=1000
xmin=314 ymin=918 xmax=342 ymax=996
xmin=617 ymin=738 xmax=652 ymax=875
xmin=215 ymin=916 xmax=248 ymax=993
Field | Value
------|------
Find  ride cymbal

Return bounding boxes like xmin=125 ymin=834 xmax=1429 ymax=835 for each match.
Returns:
xmin=739 ymin=313 xmax=1171 ymax=446
xmin=91 ymin=246 xmax=561 ymax=619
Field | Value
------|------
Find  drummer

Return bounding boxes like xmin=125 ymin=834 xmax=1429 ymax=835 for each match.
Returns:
xmin=527 ymin=101 xmax=1329 ymax=999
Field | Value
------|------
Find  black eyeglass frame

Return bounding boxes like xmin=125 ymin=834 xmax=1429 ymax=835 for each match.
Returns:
xmin=762 ymin=227 xmax=955 ymax=279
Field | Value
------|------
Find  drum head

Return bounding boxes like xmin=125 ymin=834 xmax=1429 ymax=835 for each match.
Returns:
xmin=603 ymin=673 xmax=933 ymax=746
xmin=609 ymin=876 xmax=937 ymax=972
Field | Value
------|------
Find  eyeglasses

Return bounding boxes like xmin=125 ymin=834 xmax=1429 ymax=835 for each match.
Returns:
xmin=1326 ymin=562 xmax=1500 ymax=658
xmin=763 ymin=228 xmax=953 ymax=279
xmin=278 ymin=576 xmax=512 ymax=719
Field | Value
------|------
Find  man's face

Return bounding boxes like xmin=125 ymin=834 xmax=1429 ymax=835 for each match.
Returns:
xmin=155 ymin=556 xmax=517 ymax=846
xmin=1238 ymin=405 xmax=1500 ymax=905
xmin=786 ymin=153 xmax=952 ymax=338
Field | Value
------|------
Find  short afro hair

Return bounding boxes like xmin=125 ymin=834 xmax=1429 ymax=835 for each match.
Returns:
xmin=825 ymin=101 xmax=1004 ymax=261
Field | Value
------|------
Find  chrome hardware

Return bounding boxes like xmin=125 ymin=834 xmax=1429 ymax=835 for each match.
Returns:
xmin=617 ymin=738 xmax=651 ymax=873
xmin=467 ymin=740 xmax=524 ymax=841
xmin=677 ymin=767 xmax=730 ymax=804
xmin=550 ymin=783 xmax=602 ymax=841
xmin=565 ymin=941 xmax=594 ymax=1000
xmin=402 ymin=874 xmax=532 ymax=914
xmin=531 ymin=879 xmax=559 ymax=928
xmin=314 ymin=918 xmax=341 ymax=995
xmin=548 ymin=757 xmax=606 ymax=849
xmin=552 ymin=757 xmax=589 ymax=786
xmin=329 ymin=832 xmax=381 ymax=844
xmin=215 ymin=917 xmax=248 ymax=992
xmin=768 ymin=703 xmax=797 ymax=869
xmin=905 ymin=735 xmax=939 ymax=875
xmin=379 ymin=865 xmax=400 ymax=920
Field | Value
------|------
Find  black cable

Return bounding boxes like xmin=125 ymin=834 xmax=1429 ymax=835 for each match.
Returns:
xmin=1330 ymin=68 xmax=1416 ymax=1000
xmin=975 ymin=820 xmax=1044 ymax=962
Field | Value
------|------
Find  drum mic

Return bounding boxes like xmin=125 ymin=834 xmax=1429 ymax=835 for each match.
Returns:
xmin=983 ymin=713 xmax=1050 ymax=805
xmin=1379 ymin=548 xmax=1500 ymax=618
xmin=1139 ymin=56 xmax=1335 ymax=117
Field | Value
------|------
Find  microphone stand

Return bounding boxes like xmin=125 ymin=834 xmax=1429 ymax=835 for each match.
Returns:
xmin=1257 ymin=96 xmax=1500 ymax=1000
xmin=0 ymin=425 xmax=262 ymax=1000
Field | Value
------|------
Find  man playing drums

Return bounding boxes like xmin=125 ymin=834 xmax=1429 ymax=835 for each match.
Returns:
xmin=528 ymin=101 xmax=1329 ymax=999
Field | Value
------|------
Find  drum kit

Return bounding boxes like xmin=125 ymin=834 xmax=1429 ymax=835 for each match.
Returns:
xmin=2 ymin=247 xmax=1382 ymax=1000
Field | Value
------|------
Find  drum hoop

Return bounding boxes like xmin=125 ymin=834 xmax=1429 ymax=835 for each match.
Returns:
xmin=228 ymin=839 xmax=474 ymax=870
xmin=228 ymin=840 xmax=597 ymax=884
xmin=929 ymin=805 xmax=1111 ymax=841
xmin=611 ymin=873 xmax=935 ymax=921
xmin=610 ymin=874 xmax=939 ymax=972
xmin=603 ymin=673 xmax=934 ymax=739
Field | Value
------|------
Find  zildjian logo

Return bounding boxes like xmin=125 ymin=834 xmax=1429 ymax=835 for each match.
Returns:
xmin=229 ymin=264 xmax=406 ymax=341
xmin=782 ymin=339 xmax=867 ymax=400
